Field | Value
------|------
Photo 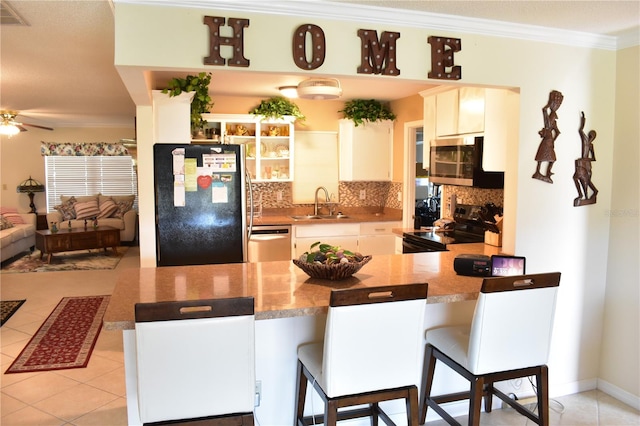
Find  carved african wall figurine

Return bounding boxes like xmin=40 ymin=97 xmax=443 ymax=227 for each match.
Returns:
xmin=532 ymin=90 xmax=564 ymax=183
xmin=573 ymin=111 xmax=598 ymax=206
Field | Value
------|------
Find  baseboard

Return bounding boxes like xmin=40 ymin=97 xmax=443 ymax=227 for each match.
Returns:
xmin=597 ymin=379 xmax=640 ymax=411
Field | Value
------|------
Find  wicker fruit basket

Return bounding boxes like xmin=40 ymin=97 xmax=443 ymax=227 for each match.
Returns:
xmin=293 ymin=255 xmax=372 ymax=281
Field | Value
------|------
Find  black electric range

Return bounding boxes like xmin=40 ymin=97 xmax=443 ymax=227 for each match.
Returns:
xmin=402 ymin=204 xmax=488 ymax=253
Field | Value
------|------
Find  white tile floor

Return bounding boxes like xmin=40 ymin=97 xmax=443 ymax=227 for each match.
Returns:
xmin=1 ymin=247 xmax=639 ymax=425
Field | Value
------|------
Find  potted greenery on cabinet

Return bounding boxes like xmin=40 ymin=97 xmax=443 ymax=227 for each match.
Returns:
xmin=162 ymin=72 xmax=213 ymax=135
xmin=249 ymin=96 xmax=305 ymax=122
xmin=339 ymin=99 xmax=396 ymax=126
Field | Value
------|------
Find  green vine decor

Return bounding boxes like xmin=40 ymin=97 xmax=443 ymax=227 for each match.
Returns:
xmin=162 ymin=72 xmax=213 ymax=130
xmin=249 ymin=96 xmax=305 ymax=122
xmin=339 ymin=99 xmax=396 ymax=126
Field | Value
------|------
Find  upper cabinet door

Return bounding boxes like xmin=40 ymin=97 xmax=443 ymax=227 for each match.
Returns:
xmin=457 ymin=87 xmax=485 ymax=135
xmin=339 ymin=119 xmax=393 ymax=181
xmin=483 ymin=88 xmax=519 ymax=172
xmin=435 ymin=89 xmax=459 ymax=137
xmin=436 ymin=88 xmax=486 ymax=137
xmin=422 ymin=95 xmax=436 ymax=166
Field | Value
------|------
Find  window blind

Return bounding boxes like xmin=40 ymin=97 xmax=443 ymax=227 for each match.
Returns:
xmin=45 ymin=156 xmax=138 ymax=212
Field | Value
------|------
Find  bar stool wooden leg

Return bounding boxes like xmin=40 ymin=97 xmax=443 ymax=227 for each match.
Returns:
xmin=294 ymin=360 xmax=307 ymax=425
xmin=419 ymin=344 xmax=437 ymax=424
xmin=484 ymin=382 xmax=494 ymax=413
xmin=407 ymin=386 xmax=419 ymax=425
xmin=538 ymin=366 xmax=550 ymax=426
xmin=469 ymin=377 xmax=484 ymax=426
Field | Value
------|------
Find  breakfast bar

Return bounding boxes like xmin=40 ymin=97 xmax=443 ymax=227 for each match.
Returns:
xmin=103 ymin=243 xmax=500 ymax=425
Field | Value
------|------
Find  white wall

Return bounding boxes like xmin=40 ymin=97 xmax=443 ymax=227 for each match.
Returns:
xmin=599 ymin=45 xmax=640 ymax=404
xmin=113 ymin=1 xmax=638 ymax=414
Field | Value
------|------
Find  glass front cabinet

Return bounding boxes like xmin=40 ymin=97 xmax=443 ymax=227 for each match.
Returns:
xmin=199 ymin=114 xmax=295 ymax=182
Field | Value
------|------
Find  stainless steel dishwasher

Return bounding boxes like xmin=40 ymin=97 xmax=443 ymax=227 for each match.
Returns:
xmin=248 ymin=225 xmax=292 ymax=262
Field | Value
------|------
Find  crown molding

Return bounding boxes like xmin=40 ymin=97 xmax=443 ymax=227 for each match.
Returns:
xmin=117 ymin=0 xmax=623 ymax=50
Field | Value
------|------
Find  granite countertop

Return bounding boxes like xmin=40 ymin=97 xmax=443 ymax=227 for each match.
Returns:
xmin=103 ymin=243 xmax=500 ymax=331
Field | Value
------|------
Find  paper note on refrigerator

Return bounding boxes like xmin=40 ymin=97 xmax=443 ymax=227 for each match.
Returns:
xmin=211 ymin=182 xmax=228 ymax=203
xmin=184 ymin=158 xmax=197 ymax=192
xmin=174 ymin=174 xmax=186 ymax=207
xmin=172 ymin=148 xmax=185 ymax=175
xmin=203 ymin=153 xmax=237 ymax=172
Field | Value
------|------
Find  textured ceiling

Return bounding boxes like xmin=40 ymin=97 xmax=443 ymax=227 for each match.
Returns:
xmin=0 ymin=0 xmax=638 ymax=129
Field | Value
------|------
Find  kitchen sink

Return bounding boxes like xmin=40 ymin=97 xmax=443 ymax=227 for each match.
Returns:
xmin=290 ymin=214 xmax=350 ymax=220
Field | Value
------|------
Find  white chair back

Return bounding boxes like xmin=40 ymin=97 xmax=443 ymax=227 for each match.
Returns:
xmin=135 ymin=298 xmax=255 ymax=424
xmin=322 ymin=284 xmax=427 ymax=397
xmin=467 ymin=273 xmax=560 ymax=374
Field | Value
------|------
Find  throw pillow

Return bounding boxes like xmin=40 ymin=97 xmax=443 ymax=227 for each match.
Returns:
xmin=53 ymin=196 xmax=77 ymax=221
xmin=61 ymin=194 xmax=98 ymax=204
xmin=0 ymin=207 xmax=25 ymax=225
xmin=74 ymin=200 xmax=100 ymax=220
xmin=98 ymin=198 xmax=118 ymax=218
xmin=0 ymin=216 xmax=14 ymax=230
xmin=113 ymin=200 xmax=134 ymax=219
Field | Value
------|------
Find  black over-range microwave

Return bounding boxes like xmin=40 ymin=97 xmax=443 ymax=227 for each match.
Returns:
xmin=429 ymin=135 xmax=504 ymax=188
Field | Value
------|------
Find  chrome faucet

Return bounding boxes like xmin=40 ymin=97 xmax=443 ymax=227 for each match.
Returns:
xmin=314 ymin=186 xmax=330 ymax=215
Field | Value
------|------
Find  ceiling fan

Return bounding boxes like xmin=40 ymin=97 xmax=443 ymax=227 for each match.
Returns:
xmin=0 ymin=110 xmax=54 ymax=136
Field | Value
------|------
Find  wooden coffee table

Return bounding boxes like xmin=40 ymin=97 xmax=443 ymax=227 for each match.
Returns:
xmin=35 ymin=226 xmax=121 ymax=264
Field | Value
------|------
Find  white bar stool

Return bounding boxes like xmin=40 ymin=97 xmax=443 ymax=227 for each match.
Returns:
xmin=134 ymin=298 xmax=255 ymax=425
xmin=294 ymin=283 xmax=428 ymax=425
xmin=419 ymin=272 xmax=561 ymax=426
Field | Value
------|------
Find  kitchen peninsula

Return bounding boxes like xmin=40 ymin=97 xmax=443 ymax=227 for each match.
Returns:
xmin=104 ymin=244 xmax=500 ymax=425
xmin=104 ymin=243 xmax=499 ymax=329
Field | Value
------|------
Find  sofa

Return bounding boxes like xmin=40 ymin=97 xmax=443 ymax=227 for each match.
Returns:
xmin=1 ymin=210 xmax=36 ymax=263
xmin=46 ymin=194 xmax=137 ymax=243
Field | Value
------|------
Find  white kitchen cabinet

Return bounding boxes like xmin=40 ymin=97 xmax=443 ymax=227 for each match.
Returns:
xmin=201 ymin=113 xmax=295 ymax=182
xmin=433 ymin=87 xmax=517 ymax=172
xmin=482 ymin=88 xmax=519 ymax=172
xmin=339 ymin=119 xmax=393 ymax=181
xmin=436 ymin=87 xmax=485 ymax=137
xmin=292 ymin=131 xmax=339 ymax=204
xmin=435 ymin=90 xmax=459 ymax=137
xmin=358 ymin=221 xmax=402 ymax=255
xmin=293 ymin=223 xmax=360 ymax=257
xmin=422 ymin=95 xmax=437 ymax=167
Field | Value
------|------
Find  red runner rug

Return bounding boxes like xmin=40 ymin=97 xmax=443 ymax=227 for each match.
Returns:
xmin=5 ymin=295 xmax=110 ymax=373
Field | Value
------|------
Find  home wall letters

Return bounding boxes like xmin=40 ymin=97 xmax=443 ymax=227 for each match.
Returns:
xmin=427 ymin=36 xmax=462 ymax=80
xmin=203 ymin=16 xmax=250 ymax=67
xmin=203 ymin=16 xmax=461 ymax=80
xmin=292 ymin=24 xmax=326 ymax=70
xmin=356 ymin=29 xmax=401 ymax=75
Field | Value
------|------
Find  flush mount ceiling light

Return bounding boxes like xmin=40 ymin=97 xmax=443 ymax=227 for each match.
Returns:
xmin=297 ymin=78 xmax=342 ymax=100
xmin=278 ymin=86 xmax=299 ymax=98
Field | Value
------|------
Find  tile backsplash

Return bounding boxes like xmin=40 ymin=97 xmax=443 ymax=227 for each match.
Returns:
xmin=440 ymin=185 xmax=504 ymax=217
xmin=252 ymin=181 xmax=403 ymax=210
xmin=251 ymin=181 xmax=501 ymax=215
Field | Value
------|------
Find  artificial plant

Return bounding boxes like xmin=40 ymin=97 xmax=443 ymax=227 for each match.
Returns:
xmin=162 ymin=72 xmax=213 ymax=130
xmin=339 ymin=99 xmax=396 ymax=126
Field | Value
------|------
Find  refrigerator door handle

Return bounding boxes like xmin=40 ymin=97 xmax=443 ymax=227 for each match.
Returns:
xmin=246 ymin=169 xmax=254 ymax=240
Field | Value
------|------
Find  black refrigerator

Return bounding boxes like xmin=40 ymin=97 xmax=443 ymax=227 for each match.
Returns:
xmin=154 ymin=143 xmax=248 ymax=266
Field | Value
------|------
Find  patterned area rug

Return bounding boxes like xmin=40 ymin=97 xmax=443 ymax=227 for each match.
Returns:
xmin=0 ymin=300 xmax=26 ymax=326
xmin=5 ymin=295 xmax=110 ymax=373
xmin=1 ymin=247 xmax=127 ymax=273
